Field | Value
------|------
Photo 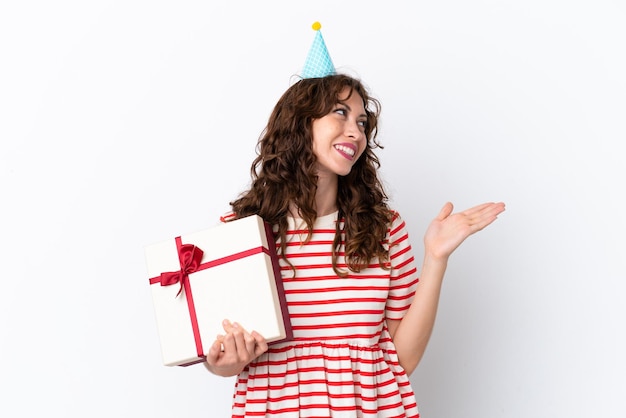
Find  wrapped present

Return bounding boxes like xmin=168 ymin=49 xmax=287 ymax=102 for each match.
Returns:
xmin=145 ymin=215 xmax=292 ymax=367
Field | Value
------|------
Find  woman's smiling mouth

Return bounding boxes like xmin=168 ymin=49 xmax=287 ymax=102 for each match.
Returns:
xmin=334 ymin=143 xmax=357 ymax=160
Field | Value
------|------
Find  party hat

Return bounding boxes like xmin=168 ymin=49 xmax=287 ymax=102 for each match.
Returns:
xmin=301 ymin=22 xmax=336 ymax=78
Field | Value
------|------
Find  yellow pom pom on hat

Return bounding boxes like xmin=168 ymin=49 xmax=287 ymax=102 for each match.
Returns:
xmin=301 ymin=22 xmax=336 ymax=78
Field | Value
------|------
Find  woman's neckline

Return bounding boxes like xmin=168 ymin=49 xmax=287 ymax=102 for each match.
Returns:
xmin=287 ymin=210 xmax=339 ymax=225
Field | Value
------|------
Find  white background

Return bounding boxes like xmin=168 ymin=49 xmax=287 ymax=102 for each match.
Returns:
xmin=1 ymin=1 xmax=624 ymax=417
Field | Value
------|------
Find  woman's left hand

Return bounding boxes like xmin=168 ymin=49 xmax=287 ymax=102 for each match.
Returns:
xmin=423 ymin=201 xmax=505 ymax=261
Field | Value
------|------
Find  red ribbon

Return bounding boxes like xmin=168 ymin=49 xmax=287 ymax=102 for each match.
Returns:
xmin=159 ymin=243 xmax=204 ymax=297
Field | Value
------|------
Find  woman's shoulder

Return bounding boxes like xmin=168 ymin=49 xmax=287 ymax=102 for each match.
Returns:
xmin=385 ymin=208 xmax=413 ymax=238
xmin=219 ymin=211 xmax=236 ymax=223
xmin=387 ymin=208 xmax=404 ymax=225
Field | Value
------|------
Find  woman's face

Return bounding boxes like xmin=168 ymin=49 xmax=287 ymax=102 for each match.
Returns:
xmin=311 ymin=87 xmax=367 ymax=177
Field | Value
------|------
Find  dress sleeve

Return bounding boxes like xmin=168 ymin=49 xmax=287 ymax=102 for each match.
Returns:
xmin=219 ymin=211 xmax=236 ymax=223
xmin=384 ymin=211 xmax=420 ymax=320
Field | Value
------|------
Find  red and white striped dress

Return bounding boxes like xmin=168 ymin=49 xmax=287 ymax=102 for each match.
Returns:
xmin=230 ymin=210 xmax=420 ymax=417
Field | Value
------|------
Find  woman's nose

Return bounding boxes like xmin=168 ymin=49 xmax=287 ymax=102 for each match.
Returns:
xmin=345 ymin=120 xmax=364 ymax=140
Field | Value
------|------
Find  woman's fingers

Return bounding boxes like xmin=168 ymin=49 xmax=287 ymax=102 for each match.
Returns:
xmin=231 ymin=322 xmax=256 ymax=361
xmin=221 ymin=319 xmax=268 ymax=361
xmin=425 ymin=201 xmax=505 ymax=259
xmin=466 ymin=202 xmax=505 ymax=217
xmin=436 ymin=202 xmax=454 ymax=221
xmin=465 ymin=202 xmax=506 ymax=231
xmin=204 ymin=320 xmax=268 ymax=377
xmin=251 ymin=330 xmax=269 ymax=356
xmin=205 ymin=337 xmax=223 ymax=364
xmin=220 ymin=327 xmax=238 ymax=356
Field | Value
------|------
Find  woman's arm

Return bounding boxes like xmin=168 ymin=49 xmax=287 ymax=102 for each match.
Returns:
xmin=389 ymin=201 xmax=505 ymax=376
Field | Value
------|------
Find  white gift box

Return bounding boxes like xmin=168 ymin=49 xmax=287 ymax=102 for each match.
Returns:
xmin=145 ymin=215 xmax=292 ymax=367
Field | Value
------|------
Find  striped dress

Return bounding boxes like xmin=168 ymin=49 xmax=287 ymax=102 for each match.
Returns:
xmin=230 ymin=210 xmax=420 ymax=417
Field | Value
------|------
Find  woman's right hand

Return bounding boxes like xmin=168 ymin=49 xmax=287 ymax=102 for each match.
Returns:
xmin=204 ymin=319 xmax=268 ymax=377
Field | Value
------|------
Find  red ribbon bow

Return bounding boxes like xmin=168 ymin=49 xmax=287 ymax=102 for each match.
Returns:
xmin=159 ymin=244 xmax=204 ymax=297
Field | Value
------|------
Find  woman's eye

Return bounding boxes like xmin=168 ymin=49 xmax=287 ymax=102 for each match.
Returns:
xmin=334 ymin=108 xmax=347 ymax=116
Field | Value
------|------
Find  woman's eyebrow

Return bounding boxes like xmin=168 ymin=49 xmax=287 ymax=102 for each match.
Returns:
xmin=338 ymin=102 xmax=367 ymax=118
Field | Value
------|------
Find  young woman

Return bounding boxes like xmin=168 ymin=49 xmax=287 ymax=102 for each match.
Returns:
xmin=204 ymin=74 xmax=505 ymax=417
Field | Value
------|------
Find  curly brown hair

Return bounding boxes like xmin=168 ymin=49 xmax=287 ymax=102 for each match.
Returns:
xmin=229 ymin=74 xmax=392 ymax=276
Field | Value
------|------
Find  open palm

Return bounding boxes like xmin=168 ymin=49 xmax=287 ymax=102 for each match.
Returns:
xmin=423 ymin=201 xmax=506 ymax=260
